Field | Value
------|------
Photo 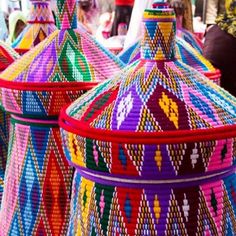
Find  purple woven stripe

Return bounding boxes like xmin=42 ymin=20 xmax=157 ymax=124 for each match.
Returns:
xmin=68 ymin=160 xmax=236 ymax=188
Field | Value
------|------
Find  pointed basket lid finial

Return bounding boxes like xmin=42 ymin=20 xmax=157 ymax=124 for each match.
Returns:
xmin=141 ymin=4 xmax=176 ymax=61
xmin=28 ymin=0 xmax=55 ymax=24
xmin=56 ymin=0 xmax=77 ymax=30
xmin=13 ymin=0 xmax=57 ymax=53
xmin=152 ymin=0 xmax=169 ymax=8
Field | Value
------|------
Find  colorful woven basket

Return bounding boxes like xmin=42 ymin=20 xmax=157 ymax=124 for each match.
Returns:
xmin=60 ymin=6 xmax=236 ymax=236
xmin=0 ymin=40 xmax=19 ymax=72
xmin=0 ymin=41 xmax=18 ymax=206
xmin=176 ymin=28 xmax=203 ymax=54
xmin=0 ymin=0 xmax=123 ymax=235
xmin=119 ymin=0 xmax=221 ymax=85
xmin=119 ymin=38 xmax=221 ymax=85
xmin=12 ymin=0 xmax=57 ymax=54
xmin=0 ymin=110 xmax=9 ymax=208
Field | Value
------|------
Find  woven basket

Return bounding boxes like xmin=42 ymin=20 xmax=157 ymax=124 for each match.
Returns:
xmin=60 ymin=6 xmax=236 ymax=236
xmin=13 ymin=0 xmax=57 ymax=54
xmin=0 ymin=0 xmax=123 ymax=235
xmin=119 ymin=1 xmax=221 ymax=86
xmin=0 ymin=41 xmax=18 ymax=207
xmin=176 ymin=28 xmax=203 ymax=54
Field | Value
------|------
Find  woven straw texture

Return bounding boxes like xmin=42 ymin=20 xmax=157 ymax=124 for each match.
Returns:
xmin=176 ymin=28 xmax=203 ymax=54
xmin=13 ymin=0 xmax=57 ymax=53
xmin=119 ymin=37 xmax=221 ymax=85
xmin=0 ymin=40 xmax=17 ymax=206
xmin=60 ymin=7 xmax=236 ymax=236
xmin=119 ymin=1 xmax=220 ymax=85
xmin=0 ymin=117 xmax=72 ymax=235
xmin=0 ymin=111 xmax=9 ymax=207
xmin=0 ymin=40 xmax=19 ymax=72
xmin=0 ymin=0 xmax=123 ymax=235
xmin=0 ymin=4 xmax=123 ymax=117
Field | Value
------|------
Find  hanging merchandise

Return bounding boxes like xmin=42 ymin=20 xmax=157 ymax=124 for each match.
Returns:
xmin=0 ymin=41 xmax=19 ymax=207
xmin=12 ymin=0 xmax=57 ymax=54
xmin=0 ymin=0 xmax=123 ymax=234
xmin=60 ymin=3 xmax=236 ymax=236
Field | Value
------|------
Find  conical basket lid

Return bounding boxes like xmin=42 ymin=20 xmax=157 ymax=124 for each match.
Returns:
xmin=0 ymin=0 xmax=124 ymax=117
xmin=60 ymin=8 xmax=236 ymax=171
xmin=12 ymin=0 xmax=57 ymax=53
xmin=59 ymin=7 xmax=236 ymax=235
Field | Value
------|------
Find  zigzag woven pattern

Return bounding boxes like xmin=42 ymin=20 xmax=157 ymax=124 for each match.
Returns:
xmin=153 ymin=0 xmax=203 ymax=54
xmin=0 ymin=0 xmax=124 ymax=234
xmin=67 ymin=172 xmax=236 ymax=235
xmin=176 ymin=28 xmax=203 ymax=54
xmin=56 ymin=0 xmax=77 ymax=29
xmin=0 ymin=40 xmax=19 ymax=72
xmin=119 ymin=37 xmax=220 ymax=85
xmin=0 ymin=9 xmax=123 ymax=117
xmin=118 ymin=1 xmax=220 ymax=85
xmin=0 ymin=111 xmax=9 ymax=206
xmin=60 ymin=7 xmax=236 ymax=236
xmin=0 ymin=117 xmax=73 ymax=235
xmin=13 ymin=0 xmax=57 ymax=53
xmin=0 ymin=41 xmax=18 ymax=206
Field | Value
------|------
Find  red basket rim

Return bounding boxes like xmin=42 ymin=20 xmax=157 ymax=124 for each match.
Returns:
xmin=0 ymin=78 xmax=99 ymax=92
xmin=59 ymin=104 xmax=236 ymax=144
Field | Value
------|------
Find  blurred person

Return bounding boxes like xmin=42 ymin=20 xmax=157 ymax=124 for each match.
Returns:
xmin=96 ymin=11 xmax=114 ymax=42
xmin=97 ymin=0 xmax=115 ymax=13
xmin=110 ymin=0 xmax=134 ymax=36
xmin=203 ymin=0 xmax=236 ymax=96
xmin=170 ymin=0 xmax=193 ymax=31
xmin=78 ymin=0 xmax=100 ymax=34
xmin=194 ymin=0 xmax=203 ymax=18
xmin=7 ymin=10 xmax=27 ymax=44
xmin=204 ymin=0 xmax=225 ymax=26
xmin=123 ymin=0 xmax=153 ymax=49
xmin=0 ymin=11 xmax=8 ymax=41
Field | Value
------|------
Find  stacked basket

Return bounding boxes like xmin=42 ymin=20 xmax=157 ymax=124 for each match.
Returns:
xmin=12 ymin=0 xmax=57 ymax=54
xmin=0 ymin=41 xmax=19 ymax=206
xmin=119 ymin=0 xmax=221 ymax=85
xmin=60 ymin=5 xmax=236 ymax=236
xmin=0 ymin=0 xmax=123 ymax=234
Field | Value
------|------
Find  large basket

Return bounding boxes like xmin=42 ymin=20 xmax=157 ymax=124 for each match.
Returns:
xmin=60 ymin=6 xmax=236 ymax=236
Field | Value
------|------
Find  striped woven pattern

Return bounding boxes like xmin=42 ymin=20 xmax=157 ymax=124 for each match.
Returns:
xmin=119 ymin=37 xmax=220 ymax=85
xmin=0 ymin=40 xmax=19 ymax=72
xmin=153 ymin=0 xmax=203 ymax=53
xmin=0 ymin=111 xmax=9 ymax=206
xmin=12 ymin=0 xmax=57 ymax=53
xmin=0 ymin=0 xmax=123 ymax=235
xmin=0 ymin=2 xmax=123 ymax=117
xmin=176 ymin=28 xmax=203 ymax=54
xmin=118 ymin=1 xmax=220 ymax=85
xmin=0 ymin=117 xmax=72 ymax=235
xmin=60 ymin=6 xmax=236 ymax=236
xmin=0 ymin=41 xmax=18 ymax=206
